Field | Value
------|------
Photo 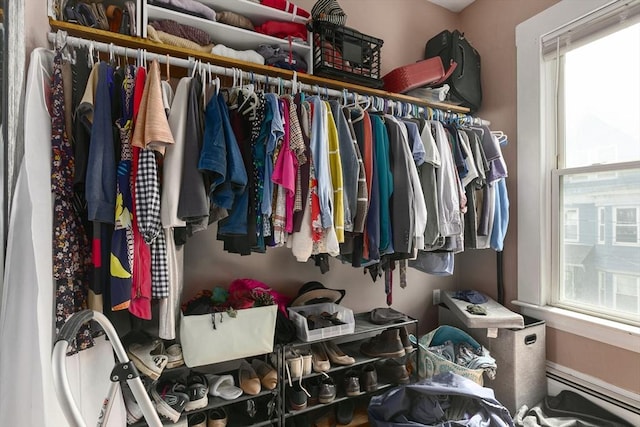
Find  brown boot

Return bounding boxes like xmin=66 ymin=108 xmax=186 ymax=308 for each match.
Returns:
xmin=360 ymin=328 xmax=406 ymax=358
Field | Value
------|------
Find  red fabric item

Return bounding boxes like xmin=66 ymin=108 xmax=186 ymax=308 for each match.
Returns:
xmin=228 ymin=278 xmax=291 ymax=315
xmin=260 ymin=0 xmax=310 ymax=18
xmin=128 ymin=67 xmax=152 ymax=320
xmin=255 ymin=21 xmax=308 ymax=41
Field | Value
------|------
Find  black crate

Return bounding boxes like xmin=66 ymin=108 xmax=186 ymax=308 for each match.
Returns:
xmin=312 ymin=21 xmax=384 ymax=88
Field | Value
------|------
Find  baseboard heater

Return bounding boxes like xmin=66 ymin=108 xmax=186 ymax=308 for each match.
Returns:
xmin=546 ymin=363 xmax=640 ymax=424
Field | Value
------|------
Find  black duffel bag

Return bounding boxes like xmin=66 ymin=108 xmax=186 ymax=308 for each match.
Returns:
xmin=425 ymin=30 xmax=482 ymax=112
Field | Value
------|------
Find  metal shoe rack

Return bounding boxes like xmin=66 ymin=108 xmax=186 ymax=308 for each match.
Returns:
xmin=279 ymin=312 xmax=419 ymax=426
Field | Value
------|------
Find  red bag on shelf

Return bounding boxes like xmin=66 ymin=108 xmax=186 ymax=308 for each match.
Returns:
xmin=382 ymin=56 xmax=456 ymax=94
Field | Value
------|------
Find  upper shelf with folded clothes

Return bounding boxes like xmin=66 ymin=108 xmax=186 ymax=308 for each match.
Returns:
xmin=196 ymin=0 xmax=310 ymax=26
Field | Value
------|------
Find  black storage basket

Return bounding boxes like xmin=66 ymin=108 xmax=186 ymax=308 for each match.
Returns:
xmin=312 ymin=21 xmax=384 ymax=88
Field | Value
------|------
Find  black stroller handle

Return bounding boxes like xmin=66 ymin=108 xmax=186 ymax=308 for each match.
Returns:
xmin=55 ymin=309 xmax=95 ymax=344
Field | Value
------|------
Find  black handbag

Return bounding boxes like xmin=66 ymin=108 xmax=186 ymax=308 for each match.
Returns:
xmin=425 ymin=30 xmax=482 ymax=112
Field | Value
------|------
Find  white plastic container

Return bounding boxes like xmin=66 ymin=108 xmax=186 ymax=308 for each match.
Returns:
xmin=288 ymin=303 xmax=355 ymax=342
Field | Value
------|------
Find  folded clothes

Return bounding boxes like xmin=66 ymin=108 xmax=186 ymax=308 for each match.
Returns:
xmin=257 ymin=44 xmax=308 ymax=72
xmin=255 ymin=21 xmax=308 ymax=42
xmin=146 ymin=25 xmax=214 ymax=53
xmin=150 ymin=19 xmax=211 ymax=46
xmin=261 ymin=0 xmax=310 ymax=18
xmin=150 ymin=0 xmax=216 ymax=21
xmin=211 ymin=44 xmax=265 ymax=65
xmin=452 ymin=290 xmax=488 ymax=304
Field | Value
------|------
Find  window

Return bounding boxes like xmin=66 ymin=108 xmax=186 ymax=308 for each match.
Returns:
xmin=517 ymin=0 xmax=640 ymax=347
xmin=614 ymin=207 xmax=639 ymax=245
xmin=613 ymin=274 xmax=640 ymax=314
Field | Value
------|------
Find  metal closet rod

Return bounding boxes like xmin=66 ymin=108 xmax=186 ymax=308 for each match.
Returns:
xmin=47 ymin=31 xmax=491 ymax=126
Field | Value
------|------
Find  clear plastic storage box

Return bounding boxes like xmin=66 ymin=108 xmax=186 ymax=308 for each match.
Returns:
xmin=288 ymin=303 xmax=355 ymax=342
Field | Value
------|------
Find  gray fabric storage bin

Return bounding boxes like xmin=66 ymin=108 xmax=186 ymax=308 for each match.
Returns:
xmin=439 ymin=306 xmax=546 ymax=415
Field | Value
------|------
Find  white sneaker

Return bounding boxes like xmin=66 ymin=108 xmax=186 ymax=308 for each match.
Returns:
xmin=127 ymin=340 xmax=169 ymax=380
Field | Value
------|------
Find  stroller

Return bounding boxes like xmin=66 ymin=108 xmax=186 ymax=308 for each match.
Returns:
xmin=52 ymin=309 xmax=163 ymax=427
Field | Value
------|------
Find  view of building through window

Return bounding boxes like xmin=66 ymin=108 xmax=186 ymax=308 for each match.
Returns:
xmin=558 ymin=23 xmax=640 ymax=324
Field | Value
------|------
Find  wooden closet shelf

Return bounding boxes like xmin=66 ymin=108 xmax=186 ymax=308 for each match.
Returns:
xmin=49 ymin=19 xmax=471 ymax=114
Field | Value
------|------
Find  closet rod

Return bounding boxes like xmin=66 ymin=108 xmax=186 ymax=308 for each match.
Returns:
xmin=47 ymin=31 xmax=490 ymax=126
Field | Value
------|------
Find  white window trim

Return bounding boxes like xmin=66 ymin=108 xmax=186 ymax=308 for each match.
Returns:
xmin=598 ymin=206 xmax=606 ymax=244
xmin=515 ymin=0 xmax=640 ymax=352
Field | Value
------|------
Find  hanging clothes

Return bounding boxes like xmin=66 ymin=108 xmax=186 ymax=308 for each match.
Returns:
xmin=110 ymin=64 xmax=136 ymax=311
xmin=0 ymin=47 xmax=126 ymax=427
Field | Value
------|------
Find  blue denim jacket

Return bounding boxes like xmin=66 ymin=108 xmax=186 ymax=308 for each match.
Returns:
xmin=199 ymin=93 xmax=247 ymax=211
xmin=86 ymin=62 xmax=116 ymax=223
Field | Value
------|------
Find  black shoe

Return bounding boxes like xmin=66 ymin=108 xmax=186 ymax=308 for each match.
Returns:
xmin=289 ymin=382 xmax=308 ymax=410
xmin=151 ymin=380 xmax=190 ymax=423
xmin=360 ymin=329 xmax=406 ymax=358
xmin=360 ymin=363 xmax=378 ymax=392
xmin=184 ymin=372 xmax=208 ymax=412
xmin=343 ymin=370 xmax=361 ymax=396
xmin=377 ymin=359 xmax=410 ymax=384
xmin=336 ymin=399 xmax=355 ymax=425
xmin=318 ymin=376 xmax=336 ymax=404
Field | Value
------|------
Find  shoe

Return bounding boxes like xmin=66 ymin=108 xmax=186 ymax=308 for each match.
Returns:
xmin=323 ymin=341 xmax=355 ymax=365
xmin=359 ymin=329 xmax=406 ymax=358
xmin=310 ymin=343 xmax=331 ymax=372
xmin=360 ymin=363 xmax=378 ymax=392
xmin=305 ymin=376 xmax=322 ymax=406
xmin=288 ymin=382 xmax=308 ymax=410
xmin=165 ymin=343 xmax=185 ymax=369
xmin=251 ymin=359 xmax=278 ymax=390
xmin=207 ymin=408 xmax=227 ymax=427
xmin=286 ymin=350 xmax=303 ymax=379
xmin=238 ymin=360 xmax=261 ymax=395
xmin=301 ymin=350 xmax=313 ymax=376
xmin=188 ymin=412 xmax=207 ymax=427
xmin=336 ymin=399 xmax=355 ymax=425
xmin=343 ymin=370 xmax=361 ymax=397
xmin=151 ymin=380 xmax=190 ymax=423
xmin=318 ymin=376 xmax=336 ymax=404
xmin=121 ymin=383 xmax=143 ymax=425
xmin=376 ymin=359 xmax=410 ymax=384
xmin=184 ymin=373 xmax=209 ymax=411
xmin=205 ymin=374 xmax=243 ymax=400
xmin=397 ymin=326 xmax=414 ymax=353
xmin=127 ymin=340 xmax=169 ymax=380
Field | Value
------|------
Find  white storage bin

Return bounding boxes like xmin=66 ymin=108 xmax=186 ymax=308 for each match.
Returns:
xmin=288 ymin=303 xmax=355 ymax=342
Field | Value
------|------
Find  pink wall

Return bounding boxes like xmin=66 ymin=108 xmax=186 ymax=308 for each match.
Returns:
xmin=25 ymin=0 xmax=639 ymax=395
xmin=456 ymin=0 xmax=640 ymax=394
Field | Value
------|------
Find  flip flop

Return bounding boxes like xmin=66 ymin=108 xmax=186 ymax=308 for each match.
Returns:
xmin=205 ymin=374 xmax=243 ymax=400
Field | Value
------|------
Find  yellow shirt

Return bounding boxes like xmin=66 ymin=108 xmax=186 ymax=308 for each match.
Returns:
xmin=324 ymin=101 xmax=344 ymax=243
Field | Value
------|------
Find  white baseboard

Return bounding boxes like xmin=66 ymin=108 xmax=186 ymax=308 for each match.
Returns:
xmin=546 ymin=362 xmax=640 ymax=424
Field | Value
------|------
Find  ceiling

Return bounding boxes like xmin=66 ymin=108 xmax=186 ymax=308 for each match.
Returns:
xmin=426 ymin=0 xmax=476 ymax=13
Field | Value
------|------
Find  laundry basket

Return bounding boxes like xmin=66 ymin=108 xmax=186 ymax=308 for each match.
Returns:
xmin=411 ymin=325 xmax=487 ymax=385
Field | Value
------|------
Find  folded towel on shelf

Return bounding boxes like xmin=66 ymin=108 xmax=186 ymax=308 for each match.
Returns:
xmin=211 ymin=44 xmax=265 ymax=65
xmin=149 ymin=19 xmax=212 ymax=46
xmin=150 ymin=0 xmax=216 ymax=21
xmin=255 ymin=21 xmax=308 ymax=42
xmin=146 ymin=25 xmax=214 ymax=53
xmin=406 ymin=84 xmax=450 ymax=102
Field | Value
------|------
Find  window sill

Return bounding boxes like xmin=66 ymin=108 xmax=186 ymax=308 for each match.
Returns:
xmin=513 ymin=301 xmax=640 ymax=353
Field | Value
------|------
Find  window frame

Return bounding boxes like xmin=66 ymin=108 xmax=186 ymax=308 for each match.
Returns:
xmin=598 ymin=206 xmax=606 ymax=244
xmin=515 ymin=0 xmax=640 ymax=353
